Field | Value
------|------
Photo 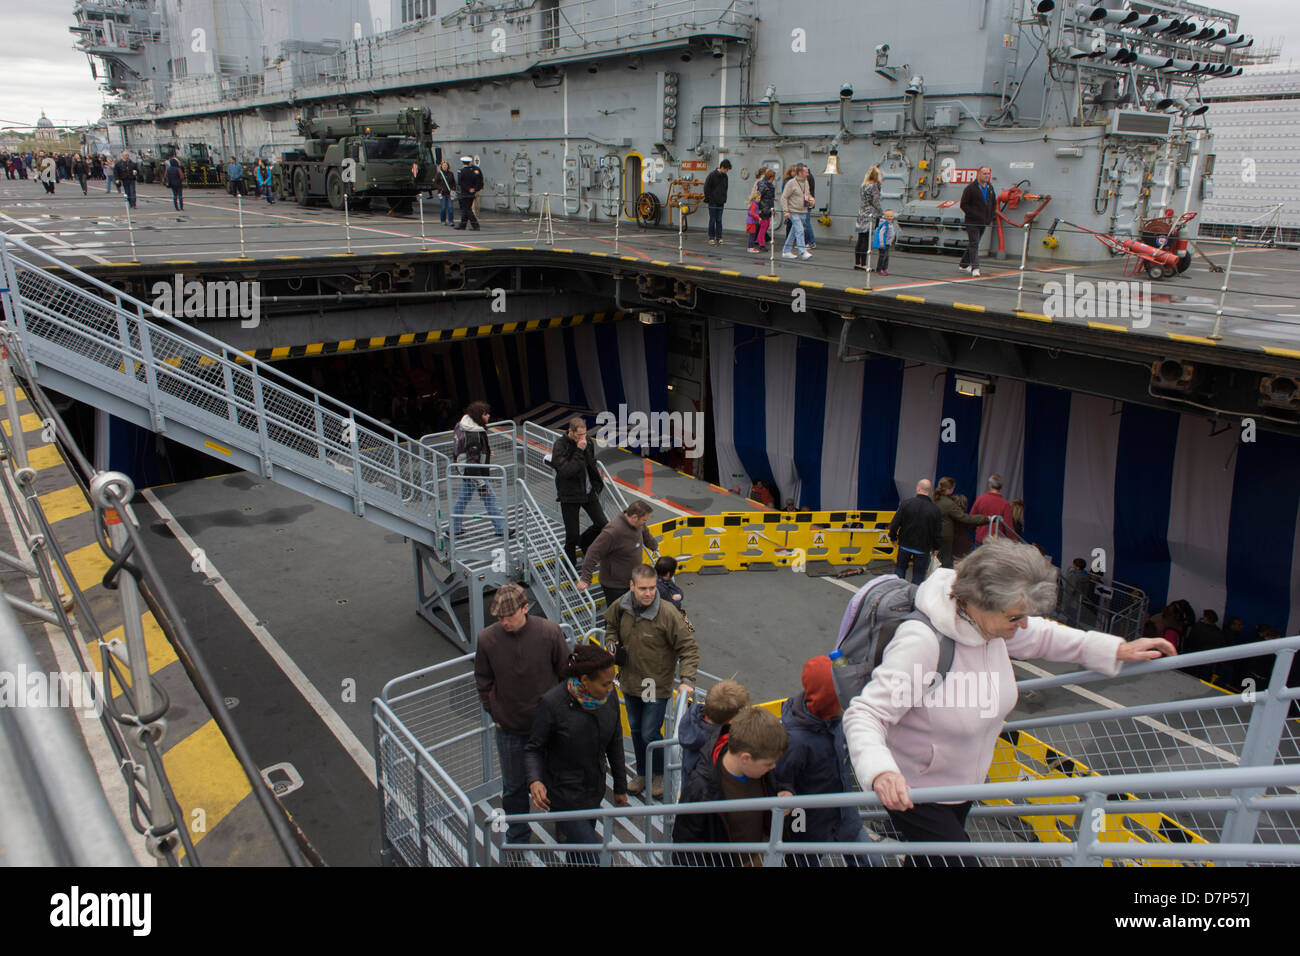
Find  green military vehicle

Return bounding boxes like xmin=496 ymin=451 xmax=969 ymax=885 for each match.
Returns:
xmin=141 ymin=142 xmax=225 ymax=187
xmin=274 ymin=107 xmax=438 ymax=211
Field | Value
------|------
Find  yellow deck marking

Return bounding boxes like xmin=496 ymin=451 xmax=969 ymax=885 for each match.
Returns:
xmin=798 ymin=280 xmax=824 ymax=289
xmin=96 ymin=613 xmax=179 ymax=687
xmin=1263 ymin=346 xmax=1300 ymax=359
xmin=1088 ymin=321 xmax=1128 ymax=332
xmin=58 ymin=542 xmax=113 ymax=593
xmin=203 ymin=440 xmax=232 ymax=456
xmin=954 ymin=302 xmax=986 ymax=313
xmin=38 ymin=485 xmax=90 ymax=524
xmin=896 ymin=294 xmax=925 ymax=304
xmin=163 ymin=721 xmax=252 ymax=847
xmin=305 ymin=343 xmax=324 ymax=356
xmin=369 ymin=336 xmax=387 ymax=349
xmin=1016 ymin=311 xmax=1052 ymax=323
xmin=28 ymin=445 xmax=64 ymax=470
xmin=1168 ymin=333 xmax=1218 ymax=346
xmin=270 ymin=347 xmax=290 ymax=360
xmin=2 ymin=413 xmax=43 ymax=437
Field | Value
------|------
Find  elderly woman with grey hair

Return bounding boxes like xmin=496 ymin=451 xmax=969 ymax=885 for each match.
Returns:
xmin=842 ymin=539 xmax=1175 ymax=866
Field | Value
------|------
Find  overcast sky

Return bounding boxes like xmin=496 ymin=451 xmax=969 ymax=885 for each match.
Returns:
xmin=2 ymin=0 xmax=1295 ymax=131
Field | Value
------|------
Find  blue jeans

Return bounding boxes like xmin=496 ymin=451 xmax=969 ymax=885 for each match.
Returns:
xmin=894 ymin=548 xmax=928 ymax=583
xmin=557 ymin=817 xmax=601 ymax=866
xmin=105 ymin=173 xmax=114 ymax=193
xmin=122 ymin=179 xmax=136 ymax=207
xmin=802 ymin=212 xmax=815 ymax=245
xmin=783 ymin=214 xmax=807 ymax=255
xmin=707 ymin=203 xmax=724 ymax=240
xmin=439 ymin=194 xmax=454 ymax=222
xmin=495 ymin=728 xmax=531 ymax=844
xmin=623 ymin=695 xmax=668 ymax=778
xmin=453 ymin=479 xmax=505 ymax=535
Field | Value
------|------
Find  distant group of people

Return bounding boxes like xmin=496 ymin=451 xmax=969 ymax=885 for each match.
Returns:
xmin=888 ymin=473 xmax=1025 ymax=582
xmin=695 ymin=157 xmax=1003 ymax=276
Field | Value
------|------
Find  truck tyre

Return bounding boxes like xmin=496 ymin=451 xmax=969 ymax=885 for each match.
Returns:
xmin=294 ymin=168 xmax=311 ymax=206
xmin=326 ymin=168 xmax=345 ymax=210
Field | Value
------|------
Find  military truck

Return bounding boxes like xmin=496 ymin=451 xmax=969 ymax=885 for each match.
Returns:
xmin=275 ymin=107 xmax=438 ymax=210
xmin=142 ymin=143 xmax=225 ymax=187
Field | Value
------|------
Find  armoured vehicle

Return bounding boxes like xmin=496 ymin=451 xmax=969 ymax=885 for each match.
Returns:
xmin=275 ymin=108 xmax=439 ymax=210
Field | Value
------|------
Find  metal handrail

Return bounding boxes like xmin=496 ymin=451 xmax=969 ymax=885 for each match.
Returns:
xmin=516 ymin=479 xmax=599 ymax=632
xmin=487 ymin=763 xmax=1300 ymax=866
xmin=2 ymin=233 xmax=441 ymax=542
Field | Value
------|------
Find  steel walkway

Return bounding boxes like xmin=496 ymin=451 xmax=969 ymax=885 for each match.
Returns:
xmin=0 ymin=231 xmax=623 ymax=648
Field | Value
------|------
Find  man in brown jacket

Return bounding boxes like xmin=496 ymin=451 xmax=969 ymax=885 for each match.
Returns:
xmin=576 ymin=500 xmax=658 ymax=608
xmin=604 ymin=564 xmax=698 ymax=798
xmin=474 ymin=583 xmax=568 ymax=844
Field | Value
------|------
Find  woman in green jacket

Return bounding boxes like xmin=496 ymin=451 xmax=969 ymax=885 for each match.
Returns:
xmin=933 ymin=477 xmax=990 ymax=569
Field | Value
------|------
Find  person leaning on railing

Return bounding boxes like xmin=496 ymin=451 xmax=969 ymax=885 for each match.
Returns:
xmin=842 ymin=539 xmax=1176 ymax=867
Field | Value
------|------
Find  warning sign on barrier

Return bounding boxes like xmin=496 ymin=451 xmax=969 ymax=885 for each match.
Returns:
xmin=708 ymin=537 xmax=721 ymax=550
xmin=746 ymin=533 xmax=758 ymax=547
xmin=812 ymin=532 xmax=824 ymax=547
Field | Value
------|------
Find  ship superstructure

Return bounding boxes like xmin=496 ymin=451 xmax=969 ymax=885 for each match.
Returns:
xmin=74 ymin=0 xmax=1258 ymax=260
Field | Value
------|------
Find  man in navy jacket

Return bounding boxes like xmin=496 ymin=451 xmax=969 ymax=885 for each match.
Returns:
xmin=959 ymin=165 xmax=997 ymax=276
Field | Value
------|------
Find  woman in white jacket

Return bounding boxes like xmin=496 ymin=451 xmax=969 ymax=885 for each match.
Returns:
xmin=842 ymin=539 xmax=1175 ymax=866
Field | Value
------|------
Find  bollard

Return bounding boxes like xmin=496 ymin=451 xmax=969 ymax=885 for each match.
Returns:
xmin=125 ymin=201 xmax=138 ymax=261
xmin=768 ymin=222 xmax=776 ymax=276
xmin=1208 ymin=236 xmax=1238 ymax=341
xmin=419 ymin=194 xmax=427 ymax=248
xmin=237 ymin=192 xmax=246 ymax=258
xmin=1016 ymin=222 xmax=1031 ymax=310
xmin=344 ymin=192 xmax=352 ymax=254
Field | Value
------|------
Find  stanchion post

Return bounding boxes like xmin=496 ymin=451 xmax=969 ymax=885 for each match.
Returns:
xmin=236 ymin=192 xmax=246 ymax=258
xmin=865 ymin=217 xmax=876 ymax=291
xmin=678 ymin=205 xmax=686 ymax=264
xmin=419 ymin=194 xmax=427 ymax=248
xmin=768 ymin=220 xmax=776 ymax=276
xmin=344 ymin=193 xmax=352 ymax=254
xmin=125 ymin=202 xmax=138 ymax=261
xmin=1208 ymin=236 xmax=1237 ymax=341
xmin=614 ymin=201 xmax=621 ymax=254
xmin=1016 ymin=222 xmax=1031 ymax=310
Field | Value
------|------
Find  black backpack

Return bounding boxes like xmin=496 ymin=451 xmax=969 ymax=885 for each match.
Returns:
xmin=831 ymin=575 xmax=955 ymax=710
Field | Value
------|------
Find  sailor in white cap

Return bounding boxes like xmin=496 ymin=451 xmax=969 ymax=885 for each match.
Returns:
xmin=456 ymin=155 xmax=483 ymax=230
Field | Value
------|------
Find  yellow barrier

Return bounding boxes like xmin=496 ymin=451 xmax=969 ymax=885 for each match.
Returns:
xmin=650 ymin=510 xmax=899 ymax=574
xmin=988 ymin=729 xmax=1210 ymax=866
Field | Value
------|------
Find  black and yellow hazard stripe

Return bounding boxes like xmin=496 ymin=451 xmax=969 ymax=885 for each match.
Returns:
xmin=235 ymin=310 xmax=626 ymax=363
xmin=1 ymin=386 xmax=258 ymax=863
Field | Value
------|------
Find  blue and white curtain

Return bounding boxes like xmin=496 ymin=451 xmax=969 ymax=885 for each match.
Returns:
xmin=710 ymin=325 xmax=1300 ymax=634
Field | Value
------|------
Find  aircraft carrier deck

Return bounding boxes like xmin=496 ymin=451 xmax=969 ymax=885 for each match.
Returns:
xmin=2 ymin=178 xmax=1297 ymax=867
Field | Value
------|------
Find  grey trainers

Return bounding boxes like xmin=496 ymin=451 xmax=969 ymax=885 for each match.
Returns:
xmin=626 ymin=775 xmax=646 ymax=795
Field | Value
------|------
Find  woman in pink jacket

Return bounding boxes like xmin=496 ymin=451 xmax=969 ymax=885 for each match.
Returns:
xmin=842 ymin=538 xmax=1175 ymax=866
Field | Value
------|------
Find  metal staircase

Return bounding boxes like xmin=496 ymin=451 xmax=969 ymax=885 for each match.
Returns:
xmin=412 ymin=420 xmax=628 ymax=650
xmin=0 ymin=231 xmax=626 ymax=649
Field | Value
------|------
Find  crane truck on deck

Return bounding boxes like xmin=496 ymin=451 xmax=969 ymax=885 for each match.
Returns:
xmin=274 ymin=107 xmax=439 ymax=211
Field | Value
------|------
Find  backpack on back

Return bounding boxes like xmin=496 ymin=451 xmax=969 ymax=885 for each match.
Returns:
xmin=830 ymin=574 xmax=955 ymax=710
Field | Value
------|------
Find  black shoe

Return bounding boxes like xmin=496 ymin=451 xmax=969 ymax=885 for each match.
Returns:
xmin=470 ymin=224 xmax=480 ymax=230
xmin=455 ymin=224 xmax=467 ymax=230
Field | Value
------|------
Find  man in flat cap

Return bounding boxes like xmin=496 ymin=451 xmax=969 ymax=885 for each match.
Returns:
xmin=474 ymin=583 xmax=568 ymax=844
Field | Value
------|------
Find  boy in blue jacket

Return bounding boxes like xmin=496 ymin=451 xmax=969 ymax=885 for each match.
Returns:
xmin=772 ymin=656 xmax=875 ymax=866
xmin=678 ymin=679 xmax=750 ymax=779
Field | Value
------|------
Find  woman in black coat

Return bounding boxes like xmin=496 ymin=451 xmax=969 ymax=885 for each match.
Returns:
xmin=525 ymin=644 xmax=627 ymax=863
xmin=549 ymin=416 xmax=608 ymax=567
